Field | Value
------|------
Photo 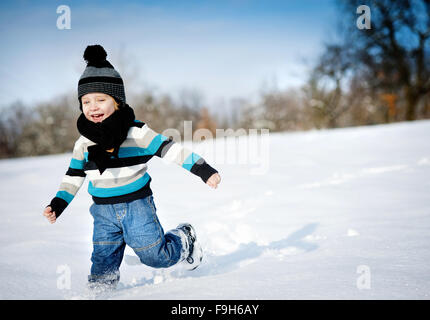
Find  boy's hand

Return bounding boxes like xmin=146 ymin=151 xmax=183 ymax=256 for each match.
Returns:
xmin=43 ymin=206 xmax=57 ymax=224
xmin=206 ymin=173 xmax=221 ymax=189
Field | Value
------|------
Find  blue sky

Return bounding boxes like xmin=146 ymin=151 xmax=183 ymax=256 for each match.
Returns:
xmin=0 ymin=0 xmax=338 ymax=114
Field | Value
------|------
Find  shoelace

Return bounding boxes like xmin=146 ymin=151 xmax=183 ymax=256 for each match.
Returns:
xmin=184 ymin=227 xmax=195 ymax=264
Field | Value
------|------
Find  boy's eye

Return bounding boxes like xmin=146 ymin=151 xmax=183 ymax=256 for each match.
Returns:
xmin=98 ymin=99 xmax=105 ymax=102
xmin=83 ymin=101 xmax=89 ymax=104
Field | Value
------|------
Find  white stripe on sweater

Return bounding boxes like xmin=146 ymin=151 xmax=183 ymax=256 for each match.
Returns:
xmin=162 ymin=142 xmax=183 ymax=164
xmin=62 ymin=175 xmax=86 ymax=187
xmin=127 ymin=126 xmax=145 ymax=140
xmin=86 ymin=163 xmax=148 ymax=181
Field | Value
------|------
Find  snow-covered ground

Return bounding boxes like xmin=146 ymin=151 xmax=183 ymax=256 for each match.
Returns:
xmin=1 ymin=120 xmax=429 ymax=299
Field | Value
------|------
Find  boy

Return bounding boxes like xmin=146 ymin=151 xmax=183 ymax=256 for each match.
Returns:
xmin=43 ymin=45 xmax=221 ymax=290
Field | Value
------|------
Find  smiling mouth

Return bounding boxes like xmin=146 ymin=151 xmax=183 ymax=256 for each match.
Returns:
xmin=91 ymin=114 xmax=104 ymax=121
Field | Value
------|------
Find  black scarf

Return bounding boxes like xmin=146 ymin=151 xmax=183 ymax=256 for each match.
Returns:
xmin=77 ymin=103 xmax=135 ymax=174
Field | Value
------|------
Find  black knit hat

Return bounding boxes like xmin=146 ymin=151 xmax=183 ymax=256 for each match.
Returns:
xmin=78 ymin=45 xmax=126 ymax=109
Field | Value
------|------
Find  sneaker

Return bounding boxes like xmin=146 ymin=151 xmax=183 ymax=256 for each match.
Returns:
xmin=177 ymin=223 xmax=203 ymax=270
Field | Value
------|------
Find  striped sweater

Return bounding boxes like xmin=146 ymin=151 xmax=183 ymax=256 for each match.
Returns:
xmin=49 ymin=120 xmax=218 ymax=218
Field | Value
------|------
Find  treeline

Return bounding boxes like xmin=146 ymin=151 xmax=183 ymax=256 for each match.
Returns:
xmin=0 ymin=91 xmax=220 ymax=159
xmin=2 ymin=74 xmax=429 ymax=159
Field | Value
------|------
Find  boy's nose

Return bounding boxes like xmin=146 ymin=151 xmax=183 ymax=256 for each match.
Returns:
xmin=89 ymin=103 xmax=100 ymax=110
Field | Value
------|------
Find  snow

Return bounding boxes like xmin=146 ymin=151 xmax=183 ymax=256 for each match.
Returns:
xmin=0 ymin=120 xmax=429 ymax=299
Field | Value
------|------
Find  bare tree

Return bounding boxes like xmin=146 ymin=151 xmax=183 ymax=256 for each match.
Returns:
xmin=196 ymin=107 xmax=217 ymax=137
xmin=16 ymin=94 xmax=79 ymax=156
xmin=317 ymin=0 xmax=430 ymax=121
xmin=0 ymin=101 xmax=33 ymax=158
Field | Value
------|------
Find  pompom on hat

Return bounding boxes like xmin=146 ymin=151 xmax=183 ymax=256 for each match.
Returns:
xmin=78 ymin=44 xmax=126 ymax=109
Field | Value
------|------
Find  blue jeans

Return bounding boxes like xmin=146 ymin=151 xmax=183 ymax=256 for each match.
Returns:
xmin=88 ymin=195 xmax=183 ymax=286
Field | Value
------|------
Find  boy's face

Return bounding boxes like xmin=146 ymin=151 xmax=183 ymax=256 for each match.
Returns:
xmin=81 ymin=93 xmax=117 ymax=123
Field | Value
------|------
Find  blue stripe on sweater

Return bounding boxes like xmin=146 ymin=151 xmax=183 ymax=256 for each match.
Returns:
xmin=88 ymin=173 xmax=151 ymax=198
xmin=117 ymin=147 xmax=150 ymax=158
xmin=70 ymin=158 xmax=85 ymax=169
xmin=182 ymin=152 xmax=201 ymax=171
xmin=147 ymin=134 xmax=169 ymax=155
xmin=56 ymin=190 xmax=74 ymax=203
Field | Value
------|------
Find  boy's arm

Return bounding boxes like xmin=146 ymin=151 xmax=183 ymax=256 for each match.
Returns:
xmin=47 ymin=140 xmax=87 ymax=218
xmin=140 ymin=124 xmax=218 ymax=183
